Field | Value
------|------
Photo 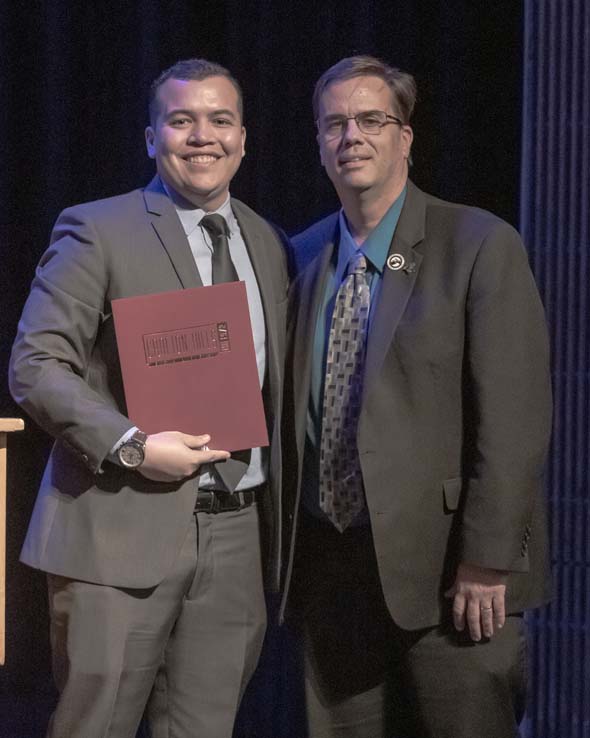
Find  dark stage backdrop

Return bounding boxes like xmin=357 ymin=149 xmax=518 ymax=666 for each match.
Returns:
xmin=0 ymin=1 xmax=562 ymax=736
xmin=520 ymin=2 xmax=590 ymax=738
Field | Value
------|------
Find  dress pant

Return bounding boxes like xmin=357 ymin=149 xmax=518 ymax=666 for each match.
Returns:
xmin=294 ymin=511 xmax=527 ymax=738
xmin=46 ymin=504 xmax=266 ymax=738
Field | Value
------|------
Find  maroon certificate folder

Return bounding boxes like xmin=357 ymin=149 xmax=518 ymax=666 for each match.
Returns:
xmin=112 ymin=282 xmax=268 ymax=451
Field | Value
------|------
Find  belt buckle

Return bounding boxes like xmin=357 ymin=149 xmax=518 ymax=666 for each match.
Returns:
xmin=196 ymin=488 xmax=254 ymax=514
xmin=197 ymin=490 xmax=220 ymax=514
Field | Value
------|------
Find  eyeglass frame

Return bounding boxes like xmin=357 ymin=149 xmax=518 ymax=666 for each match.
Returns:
xmin=316 ymin=110 xmax=405 ymax=139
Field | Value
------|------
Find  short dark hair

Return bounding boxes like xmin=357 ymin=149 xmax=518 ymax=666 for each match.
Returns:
xmin=312 ymin=55 xmax=417 ymax=124
xmin=148 ymin=58 xmax=243 ymax=126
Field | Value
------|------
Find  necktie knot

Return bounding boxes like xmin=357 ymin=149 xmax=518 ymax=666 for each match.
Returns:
xmin=200 ymin=213 xmax=229 ymax=240
xmin=349 ymin=251 xmax=367 ymax=276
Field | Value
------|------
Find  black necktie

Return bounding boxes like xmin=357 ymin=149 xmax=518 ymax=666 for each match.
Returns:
xmin=199 ymin=213 xmax=250 ymax=491
xmin=200 ymin=214 xmax=239 ymax=283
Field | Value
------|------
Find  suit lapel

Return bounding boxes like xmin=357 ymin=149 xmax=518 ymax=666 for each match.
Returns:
xmin=231 ymin=200 xmax=277 ymax=314
xmin=293 ymin=240 xmax=335 ymax=457
xmin=230 ymin=199 xmax=285 ymax=421
xmin=233 ymin=203 xmax=273 ymax=351
xmin=143 ymin=176 xmax=203 ymax=289
xmin=363 ymin=181 xmax=426 ymax=394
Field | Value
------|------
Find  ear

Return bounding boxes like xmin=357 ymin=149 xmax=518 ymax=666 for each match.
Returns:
xmin=241 ymin=126 xmax=246 ymax=158
xmin=401 ymin=125 xmax=414 ymax=161
xmin=145 ymin=126 xmax=156 ymax=159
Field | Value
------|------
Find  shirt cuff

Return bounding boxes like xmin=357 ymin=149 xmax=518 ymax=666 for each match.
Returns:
xmin=108 ymin=426 xmax=139 ymax=465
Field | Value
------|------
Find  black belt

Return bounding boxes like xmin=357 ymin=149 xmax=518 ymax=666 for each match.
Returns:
xmin=194 ymin=485 xmax=263 ymax=514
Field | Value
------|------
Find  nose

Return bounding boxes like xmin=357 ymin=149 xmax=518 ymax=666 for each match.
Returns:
xmin=341 ymin=117 xmax=363 ymax=145
xmin=187 ymin=120 xmax=214 ymax=144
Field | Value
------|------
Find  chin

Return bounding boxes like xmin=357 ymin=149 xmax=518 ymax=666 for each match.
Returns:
xmin=339 ymin=174 xmax=374 ymax=190
xmin=184 ymin=182 xmax=217 ymax=197
xmin=337 ymin=166 xmax=370 ymax=180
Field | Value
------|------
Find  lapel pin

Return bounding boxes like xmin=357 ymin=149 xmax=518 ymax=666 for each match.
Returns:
xmin=387 ymin=253 xmax=405 ymax=271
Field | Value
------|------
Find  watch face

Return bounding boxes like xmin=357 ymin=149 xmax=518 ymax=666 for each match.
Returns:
xmin=119 ymin=443 xmax=144 ymax=468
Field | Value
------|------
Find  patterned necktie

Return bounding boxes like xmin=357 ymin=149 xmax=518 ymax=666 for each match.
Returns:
xmin=200 ymin=213 xmax=250 ymax=491
xmin=319 ymin=251 xmax=371 ymax=532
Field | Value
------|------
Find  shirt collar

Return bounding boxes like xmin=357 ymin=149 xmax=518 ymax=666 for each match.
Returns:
xmin=337 ymin=185 xmax=407 ymax=276
xmin=162 ymin=183 xmax=236 ymax=238
xmin=335 ymin=211 xmax=359 ymax=279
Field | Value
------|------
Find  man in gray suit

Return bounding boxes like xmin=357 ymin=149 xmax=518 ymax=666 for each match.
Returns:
xmin=281 ymin=56 xmax=551 ymax=738
xmin=10 ymin=58 xmax=289 ymax=738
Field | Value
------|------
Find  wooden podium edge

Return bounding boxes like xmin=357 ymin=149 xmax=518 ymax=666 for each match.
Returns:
xmin=1 ymin=418 xmax=24 ymax=666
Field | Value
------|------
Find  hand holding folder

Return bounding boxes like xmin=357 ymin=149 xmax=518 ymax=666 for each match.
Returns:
xmin=139 ymin=431 xmax=230 ymax=483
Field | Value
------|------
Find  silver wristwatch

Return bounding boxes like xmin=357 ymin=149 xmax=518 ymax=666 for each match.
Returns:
xmin=117 ymin=430 xmax=148 ymax=469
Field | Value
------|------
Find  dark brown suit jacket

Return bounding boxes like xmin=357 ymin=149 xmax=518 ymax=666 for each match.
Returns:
xmin=281 ymin=181 xmax=552 ymax=629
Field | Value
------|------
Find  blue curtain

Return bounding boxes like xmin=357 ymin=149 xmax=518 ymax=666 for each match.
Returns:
xmin=520 ymin=2 xmax=590 ymax=737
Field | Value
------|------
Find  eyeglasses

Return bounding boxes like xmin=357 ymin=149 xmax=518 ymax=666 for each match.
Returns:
xmin=317 ymin=110 xmax=404 ymax=139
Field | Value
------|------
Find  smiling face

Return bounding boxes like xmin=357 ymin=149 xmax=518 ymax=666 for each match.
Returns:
xmin=317 ymin=75 xmax=413 ymax=205
xmin=145 ymin=76 xmax=245 ymax=210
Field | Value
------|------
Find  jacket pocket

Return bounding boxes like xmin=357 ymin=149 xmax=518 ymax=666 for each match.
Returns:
xmin=443 ymin=477 xmax=462 ymax=513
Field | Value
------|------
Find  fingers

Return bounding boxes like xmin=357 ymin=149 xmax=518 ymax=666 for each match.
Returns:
xmin=448 ymin=563 xmax=508 ymax=641
xmin=479 ymin=589 xmax=506 ymax=639
xmin=475 ymin=598 xmax=504 ymax=640
xmin=196 ymin=447 xmax=230 ymax=463
xmin=466 ymin=598 xmax=484 ymax=641
xmin=451 ymin=592 xmax=466 ymax=632
xmin=453 ymin=594 xmax=488 ymax=641
xmin=453 ymin=596 xmax=505 ymax=641
xmin=181 ymin=433 xmax=213 ymax=450
xmin=479 ymin=602 xmax=494 ymax=639
xmin=139 ymin=430 xmax=230 ymax=483
xmin=492 ymin=592 xmax=506 ymax=630
xmin=178 ymin=433 xmax=230 ymax=459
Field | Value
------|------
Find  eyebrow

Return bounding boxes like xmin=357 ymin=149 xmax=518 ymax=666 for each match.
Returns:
xmin=165 ymin=107 xmax=238 ymax=120
xmin=321 ymin=110 xmax=385 ymax=119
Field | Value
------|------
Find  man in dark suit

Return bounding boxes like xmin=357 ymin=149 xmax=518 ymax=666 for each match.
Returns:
xmin=281 ymin=55 xmax=551 ymax=738
xmin=9 ymin=58 xmax=289 ymax=738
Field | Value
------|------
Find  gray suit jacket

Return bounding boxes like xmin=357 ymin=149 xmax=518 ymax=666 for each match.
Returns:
xmin=10 ymin=177 xmax=289 ymax=590
xmin=282 ymin=181 xmax=552 ymax=629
